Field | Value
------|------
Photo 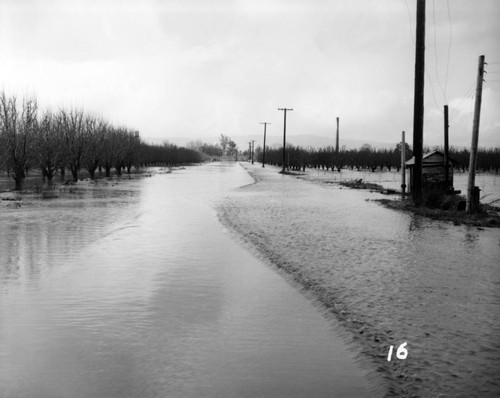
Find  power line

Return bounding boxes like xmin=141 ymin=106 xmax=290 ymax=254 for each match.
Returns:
xmin=444 ymin=0 xmax=453 ymax=98
xmin=449 ymin=80 xmax=476 ymax=123
xmin=432 ymin=0 xmax=448 ymax=103
xmin=405 ymin=0 xmax=415 ymax=45
xmin=426 ymin=68 xmax=442 ymax=112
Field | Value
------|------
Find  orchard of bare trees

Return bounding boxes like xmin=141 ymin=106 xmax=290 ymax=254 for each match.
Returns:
xmin=256 ymin=143 xmax=500 ymax=174
xmin=0 ymin=92 xmax=202 ymax=190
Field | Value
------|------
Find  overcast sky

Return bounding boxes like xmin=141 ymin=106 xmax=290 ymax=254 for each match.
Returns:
xmin=1 ymin=0 xmax=499 ymax=148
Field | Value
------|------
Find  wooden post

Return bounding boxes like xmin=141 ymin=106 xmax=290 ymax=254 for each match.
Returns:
xmin=466 ymin=55 xmax=485 ymax=214
xmin=336 ymin=117 xmax=339 ymax=154
xmin=251 ymin=140 xmax=255 ymax=164
xmin=260 ymin=122 xmax=270 ymax=168
xmin=278 ymin=108 xmax=293 ymax=173
xmin=401 ymin=131 xmax=406 ymax=198
xmin=444 ymin=105 xmax=449 ymax=189
xmin=412 ymin=0 xmax=426 ymax=206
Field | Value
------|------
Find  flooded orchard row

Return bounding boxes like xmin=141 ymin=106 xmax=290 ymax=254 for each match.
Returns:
xmin=0 ymin=163 xmax=380 ymax=398
xmin=299 ymin=167 xmax=500 ymax=204
xmin=217 ymin=163 xmax=500 ymax=397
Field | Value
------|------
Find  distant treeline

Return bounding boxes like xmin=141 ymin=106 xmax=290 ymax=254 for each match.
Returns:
xmin=0 ymin=93 xmax=202 ymax=190
xmin=254 ymin=144 xmax=500 ymax=173
xmin=187 ymin=135 xmax=238 ymax=159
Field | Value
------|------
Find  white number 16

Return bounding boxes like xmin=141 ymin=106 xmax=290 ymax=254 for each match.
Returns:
xmin=387 ymin=342 xmax=408 ymax=361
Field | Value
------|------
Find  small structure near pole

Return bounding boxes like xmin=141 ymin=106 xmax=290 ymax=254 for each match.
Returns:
xmin=405 ymin=151 xmax=457 ymax=194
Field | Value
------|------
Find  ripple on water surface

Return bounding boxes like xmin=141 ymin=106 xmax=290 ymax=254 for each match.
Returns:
xmin=0 ymin=164 xmax=380 ymax=398
xmin=217 ymin=164 xmax=500 ymax=397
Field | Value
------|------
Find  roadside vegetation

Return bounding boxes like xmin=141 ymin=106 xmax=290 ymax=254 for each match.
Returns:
xmin=253 ymin=143 xmax=500 ymax=174
xmin=0 ymin=92 xmax=227 ymax=190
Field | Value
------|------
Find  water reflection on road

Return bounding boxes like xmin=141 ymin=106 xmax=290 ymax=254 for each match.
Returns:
xmin=218 ymin=164 xmax=500 ymax=397
xmin=0 ymin=163 xmax=378 ymax=398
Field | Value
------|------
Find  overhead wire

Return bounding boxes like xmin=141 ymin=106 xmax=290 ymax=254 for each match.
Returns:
xmin=449 ymin=80 xmax=476 ymax=123
xmin=432 ymin=0 xmax=448 ymax=104
xmin=444 ymin=0 xmax=453 ymax=98
xmin=405 ymin=0 xmax=442 ymax=113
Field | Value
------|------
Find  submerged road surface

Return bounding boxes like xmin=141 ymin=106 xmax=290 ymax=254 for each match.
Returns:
xmin=0 ymin=163 xmax=380 ymax=398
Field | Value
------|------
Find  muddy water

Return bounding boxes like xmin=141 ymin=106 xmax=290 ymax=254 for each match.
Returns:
xmin=304 ymin=168 xmax=500 ymax=204
xmin=218 ymin=164 xmax=500 ymax=397
xmin=0 ymin=163 xmax=379 ymax=398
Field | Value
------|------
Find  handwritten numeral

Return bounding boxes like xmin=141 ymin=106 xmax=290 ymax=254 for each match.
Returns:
xmin=387 ymin=342 xmax=408 ymax=361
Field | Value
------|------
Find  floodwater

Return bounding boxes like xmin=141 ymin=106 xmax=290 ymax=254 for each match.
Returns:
xmin=0 ymin=163 xmax=379 ymax=398
xmin=304 ymin=168 xmax=500 ymax=204
xmin=218 ymin=164 xmax=500 ymax=397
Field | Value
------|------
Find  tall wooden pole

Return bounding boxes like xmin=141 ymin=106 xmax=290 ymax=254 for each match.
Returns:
xmin=443 ymin=105 xmax=449 ymax=189
xmin=251 ymin=140 xmax=255 ymax=164
xmin=412 ymin=0 xmax=426 ymax=206
xmin=412 ymin=0 xmax=425 ymax=206
xmin=401 ymin=131 xmax=406 ymax=198
xmin=278 ymin=108 xmax=293 ymax=173
xmin=336 ymin=117 xmax=339 ymax=153
xmin=466 ymin=55 xmax=485 ymax=214
xmin=260 ymin=122 xmax=270 ymax=167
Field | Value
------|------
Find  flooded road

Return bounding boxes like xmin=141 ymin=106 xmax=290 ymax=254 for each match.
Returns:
xmin=219 ymin=164 xmax=500 ymax=397
xmin=0 ymin=163 xmax=378 ymax=398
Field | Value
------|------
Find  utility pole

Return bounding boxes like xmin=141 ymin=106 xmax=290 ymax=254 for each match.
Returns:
xmin=278 ymin=107 xmax=293 ymax=173
xmin=248 ymin=141 xmax=252 ymax=163
xmin=443 ymin=105 xmax=450 ymax=189
xmin=412 ymin=0 xmax=426 ymax=206
xmin=260 ymin=122 xmax=270 ymax=167
xmin=336 ymin=117 xmax=340 ymax=154
xmin=401 ymin=131 xmax=406 ymax=198
xmin=466 ymin=55 xmax=485 ymax=214
xmin=251 ymin=140 xmax=255 ymax=164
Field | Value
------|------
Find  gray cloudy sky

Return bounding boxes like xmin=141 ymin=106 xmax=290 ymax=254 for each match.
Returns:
xmin=1 ymin=0 xmax=499 ymax=148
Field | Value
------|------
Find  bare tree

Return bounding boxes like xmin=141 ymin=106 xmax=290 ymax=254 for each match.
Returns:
xmin=34 ymin=111 xmax=65 ymax=183
xmin=59 ymin=108 xmax=87 ymax=182
xmin=101 ymin=126 xmax=120 ymax=177
xmin=123 ymin=130 xmax=140 ymax=174
xmin=82 ymin=115 xmax=106 ymax=179
xmin=219 ymin=134 xmax=229 ymax=154
xmin=0 ymin=92 xmax=38 ymax=190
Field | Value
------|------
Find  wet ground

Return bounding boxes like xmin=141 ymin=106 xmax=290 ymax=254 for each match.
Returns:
xmin=217 ymin=163 xmax=500 ymax=397
xmin=0 ymin=163 xmax=380 ymax=398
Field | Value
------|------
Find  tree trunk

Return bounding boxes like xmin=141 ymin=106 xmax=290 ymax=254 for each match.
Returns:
xmin=70 ymin=166 xmax=78 ymax=182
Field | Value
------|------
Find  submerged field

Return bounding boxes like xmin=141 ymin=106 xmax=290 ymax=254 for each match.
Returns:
xmin=217 ymin=163 xmax=500 ymax=397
